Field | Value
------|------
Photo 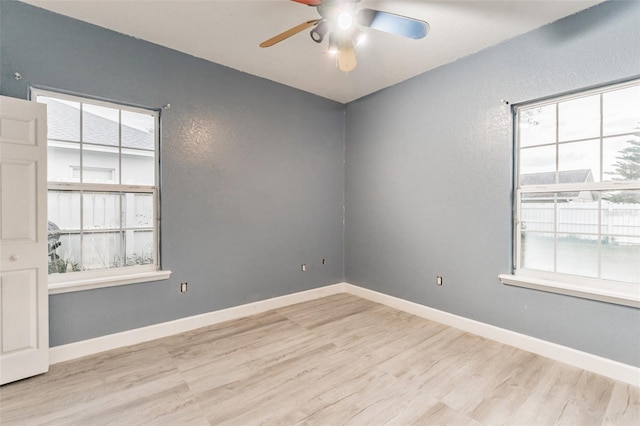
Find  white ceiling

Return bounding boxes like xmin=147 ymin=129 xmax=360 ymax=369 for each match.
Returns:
xmin=22 ymin=0 xmax=605 ymax=103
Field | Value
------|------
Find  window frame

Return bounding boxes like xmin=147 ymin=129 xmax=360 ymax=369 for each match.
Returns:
xmin=32 ymin=88 xmax=170 ymax=293
xmin=500 ymin=79 xmax=640 ymax=308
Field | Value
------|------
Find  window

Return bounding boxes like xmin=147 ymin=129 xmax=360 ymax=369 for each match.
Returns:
xmin=33 ymin=89 xmax=169 ymax=292
xmin=500 ymin=79 xmax=640 ymax=307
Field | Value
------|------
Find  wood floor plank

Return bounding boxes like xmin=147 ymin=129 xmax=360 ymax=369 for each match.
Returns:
xmin=467 ymin=351 xmax=553 ymax=425
xmin=414 ymin=401 xmax=483 ymax=426
xmin=0 ymin=294 xmax=633 ymax=425
xmin=0 ymin=343 xmax=208 ymax=425
xmin=513 ymin=362 xmax=614 ymax=425
xmin=604 ymin=382 xmax=640 ymax=425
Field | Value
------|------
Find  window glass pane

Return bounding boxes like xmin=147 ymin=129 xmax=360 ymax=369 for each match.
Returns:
xmin=558 ymin=95 xmax=600 ymax=142
xmin=82 ymin=231 xmax=123 ymax=270
xmin=516 ymin=81 xmax=640 ymax=287
xmin=122 ymin=110 xmax=155 ymax=150
xmin=558 ymin=139 xmax=600 ymax=183
xmin=603 ymin=135 xmax=640 ymax=182
xmin=40 ymin=91 xmax=159 ymax=275
xmin=556 ymin=234 xmax=599 ymax=278
xmin=602 ymin=196 xmax=640 ymax=282
xmin=124 ymin=230 xmax=154 ymax=266
xmin=123 ymin=193 xmax=153 ymax=228
xmin=520 ymin=194 xmax=555 ymax=232
xmin=603 ymin=85 xmax=640 ymax=136
xmin=48 ymin=232 xmax=81 ymax=274
xmin=520 ymin=232 xmax=554 ymax=272
xmin=83 ymin=192 xmax=121 ymax=230
xmin=82 ymin=144 xmax=120 ymax=184
xmin=601 ymin=237 xmax=640 ymax=284
xmin=48 ymin=142 xmax=80 ymax=182
xmin=602 ymin=194 xmax=640 ymax=235
xmin=557 ymin=201 xmax=599 ymax=235
xmin=121 ymin=148 xmax=155 ymax=185
xmin=82 ymin=103 xmax=119 ymax=146
xmin=38 ymin=96 xmax=80 ymax=142
xmin=48 ymin=190 xmax=81 ymax=230
xmin=519 ymin=104 xmax=556 ymax=148
xmin=519 ymin=145 xmax=556 ymax=184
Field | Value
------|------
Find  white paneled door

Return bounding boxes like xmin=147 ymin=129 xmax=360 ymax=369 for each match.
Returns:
xmin=0 ymin=95 xmax=49 ymax=385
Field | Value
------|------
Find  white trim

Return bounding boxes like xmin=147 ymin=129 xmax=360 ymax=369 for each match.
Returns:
xmin=49 ymin=282 xmax=639 ymax=387
xmin=343 ymin=283 xmax=640 ymax=387
xmin=519 ymin=180 xmax=640 ymax=193
xmin=49 ymin=283 xmax=345 ymax=363
xmin=31 ymin=87 xmax=158 ymax=117
xmin=48 ymin=269 xmax=172 ymax=294
xmin=49 ymin=182 xmax=155 ymax=192
xmin=516 ymin=77 xmax=640 ymax=110
xmin=499 ymin=273 xmax=640 ymax=308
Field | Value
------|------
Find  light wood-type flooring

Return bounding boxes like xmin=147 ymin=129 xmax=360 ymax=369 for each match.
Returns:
xmin=1 ymin=293 xmax=638 ymax=425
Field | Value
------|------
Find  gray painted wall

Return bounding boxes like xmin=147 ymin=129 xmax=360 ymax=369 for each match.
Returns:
xmin=345 ymin=0 xmax=640 ymax=367
xmin=1 ymin=0 xmax=345 ymax=346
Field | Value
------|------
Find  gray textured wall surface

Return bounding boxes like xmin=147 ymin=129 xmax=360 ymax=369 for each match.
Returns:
xmin=345 ymin=0 xmax=640 ymax=366
xmin=1 ymin=1 xmax=345 ymax=346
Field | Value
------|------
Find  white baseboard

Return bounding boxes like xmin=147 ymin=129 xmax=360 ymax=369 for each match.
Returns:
xmin=49 ymin=283 xmax=346 ymax=365
xmin=50 ymin=281 xmax=639 ymax=387
xmin=342 ymin=283 xmax=640 ymax=387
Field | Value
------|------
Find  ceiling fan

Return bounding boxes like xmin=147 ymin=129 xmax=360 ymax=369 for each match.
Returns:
xmin=260 ymin=0 xmax=430 ymax=72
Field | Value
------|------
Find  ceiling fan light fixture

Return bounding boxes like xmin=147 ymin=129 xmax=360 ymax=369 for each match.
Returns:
xmin=260 ymin=0 xmax=429 ymax=74
xmin=328 ymin=32 xmax=339 ymax=54
xmin=337 ymin=11 xmax=353 ymax=30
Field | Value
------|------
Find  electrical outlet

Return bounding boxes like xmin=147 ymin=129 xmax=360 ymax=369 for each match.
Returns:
xmin=301 ymin=264 xmax=307 ymax=272
xmin=180 ymin=282 xmax=188 ymax=293
xmin=436 ymin=276 xmax=443 ymax=286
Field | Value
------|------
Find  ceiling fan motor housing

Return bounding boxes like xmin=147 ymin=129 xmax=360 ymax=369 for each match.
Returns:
xmin=314 ymin=0 xmax=360 ymax=47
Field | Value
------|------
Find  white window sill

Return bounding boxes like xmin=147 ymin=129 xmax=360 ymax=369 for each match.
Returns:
xmin=499 ymin=274 xmax=640 ymax=308
xmin=49 ymin=270 xmax=172 ymax=295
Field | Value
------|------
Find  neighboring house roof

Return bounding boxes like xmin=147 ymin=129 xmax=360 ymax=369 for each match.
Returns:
xmin=42 ymin=98 xmax=154 ymax=150
xmin=521 ymin=169 xmax=596 ymax=202
xmin=520 ymin=169 xmax=594 ymax=186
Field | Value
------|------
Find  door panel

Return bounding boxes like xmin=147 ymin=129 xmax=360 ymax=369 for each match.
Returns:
xmin=1 ymin=269 xmax=38 ymax=353
xmin=0 ymin=115 xmax=37 ymax=146
xmin=0 ymin=95 xmax=48 ymax=385
xmin=1 ymin=160 xmax=37 ymax=241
